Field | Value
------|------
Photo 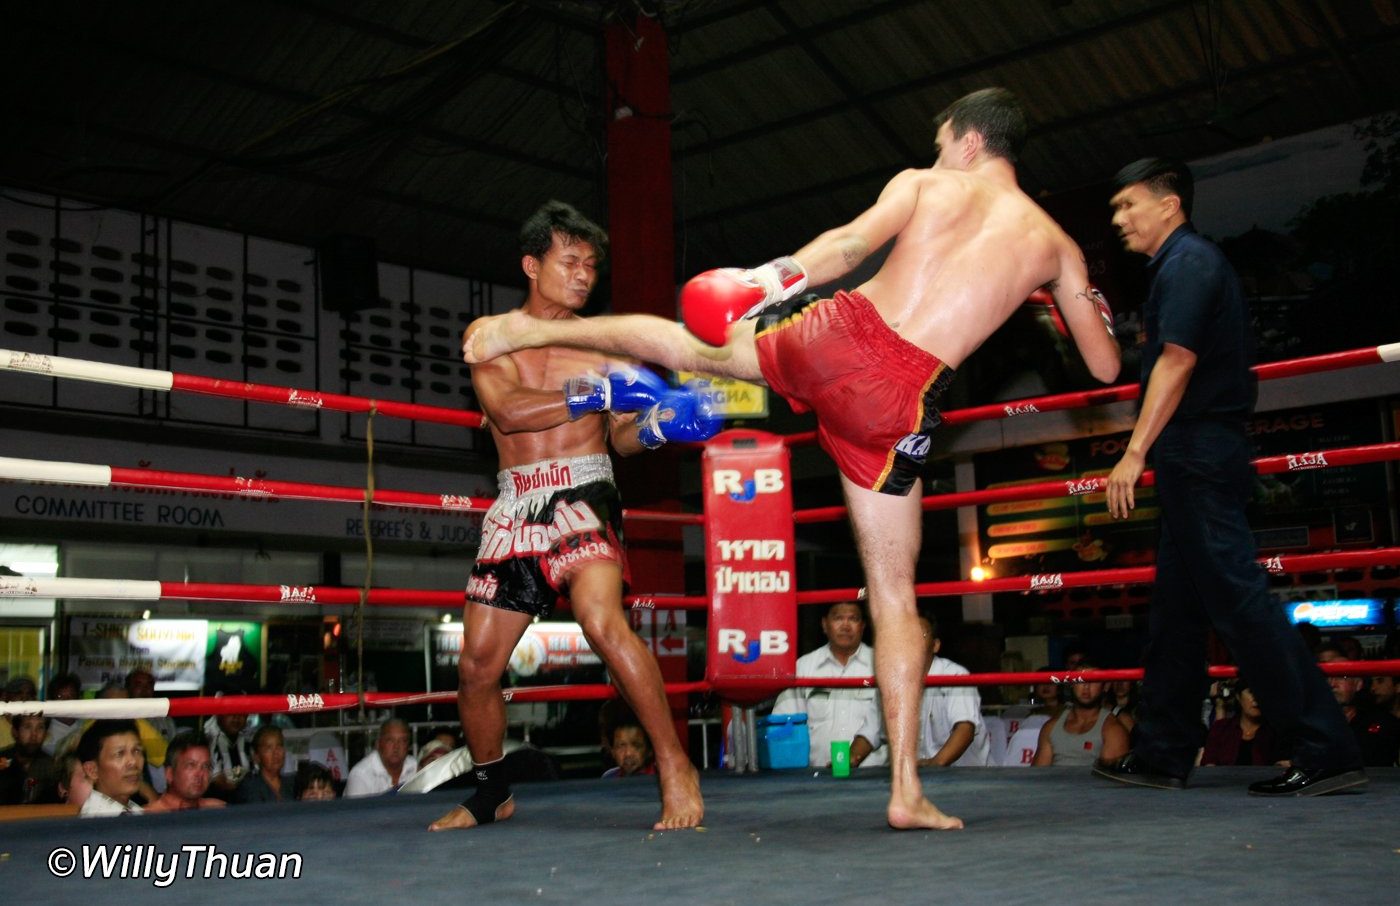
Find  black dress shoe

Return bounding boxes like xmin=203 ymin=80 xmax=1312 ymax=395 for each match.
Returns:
xmin=1092 ymin=753 xmax=1187 ymax=790
xmin=1247 ymin=766 xmax=1367 ymax=797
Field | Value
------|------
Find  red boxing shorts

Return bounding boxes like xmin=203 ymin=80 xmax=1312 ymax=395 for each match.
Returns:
xmin=466 ymin=454 xmax=629 ymax=617
xmin=754 ymin=290 xmax=955 ymax=496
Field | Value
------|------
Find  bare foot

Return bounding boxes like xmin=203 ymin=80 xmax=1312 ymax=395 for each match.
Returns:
xmin=653 ymin=763 xmax=704 ymax=831
xmin=427 ymin=796 xmax=515 ymax=831
xmin=462 ymin=311 xmax=532 ymax=363
xmin=887 ymin=796 xmax=963 ymax=831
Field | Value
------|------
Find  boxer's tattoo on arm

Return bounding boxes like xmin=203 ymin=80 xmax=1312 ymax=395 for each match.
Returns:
xmin=1076 ymin=286 xmax=1116 ymax=337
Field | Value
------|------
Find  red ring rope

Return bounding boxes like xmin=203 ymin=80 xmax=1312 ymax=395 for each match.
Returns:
xmin=0 ymin=681 xmax=713 ymax=721
xmin=0 ymin=575 xmax=707 ymax=611
xmin=7 ymin=343 xmax=1396 ymax=436
xmin=782 ymin=342 xmax=1400 ymax=446
xmin=794 ymin=547 xmax=1400 ymax=604
xmin=798 ymin=660 xmax=1400 ymax=688
xmin=795 ymin=440 xmax=1400 ymax=524
xmin=0 ymin=456 xmax=703 ymax=525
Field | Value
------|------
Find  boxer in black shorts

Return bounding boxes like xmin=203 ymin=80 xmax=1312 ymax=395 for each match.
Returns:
xmin=430 ymin=202 xmax=711 ymax=834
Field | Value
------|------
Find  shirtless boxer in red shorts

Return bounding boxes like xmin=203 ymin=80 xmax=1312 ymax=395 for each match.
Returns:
xmin=463 ymin=89 xmax=1122 ymax=830
xmin=429 ymin=201 xmax=714 ymax=833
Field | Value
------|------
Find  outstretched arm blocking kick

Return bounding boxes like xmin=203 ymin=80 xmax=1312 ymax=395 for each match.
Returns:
xmin=463 ymin=309 xmax=766 ymax=383
xmin=464 ymin=168 xmax=924 ymax=370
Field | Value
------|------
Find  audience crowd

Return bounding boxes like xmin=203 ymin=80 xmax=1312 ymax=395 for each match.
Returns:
xmin=1 ymin=624 xmax=1395 ymax=817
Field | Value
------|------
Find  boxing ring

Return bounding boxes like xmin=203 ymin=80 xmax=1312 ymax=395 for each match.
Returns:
xmin=3 ymin=343 xmax=1400 ymax=902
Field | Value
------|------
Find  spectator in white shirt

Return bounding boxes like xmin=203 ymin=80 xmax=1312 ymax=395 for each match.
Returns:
xmin=77 ymin=720 xmax=146 ymax=817
xmin=771 ymin=601 xmax=885 ymax=768
xmin=856 ymin=615 xmax=991 ymax=767
xmin=345 ymin=718 xmax=417 ymax=797
xmin=915 ymin=616 xmax=990 ymax=766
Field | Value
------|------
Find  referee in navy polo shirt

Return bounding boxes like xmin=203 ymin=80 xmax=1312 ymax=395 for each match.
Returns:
xmin=1093 ymin=158 xmax=1364 ymax=797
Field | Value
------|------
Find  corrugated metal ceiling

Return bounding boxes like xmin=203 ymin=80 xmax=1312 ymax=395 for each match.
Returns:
xmin=3 ymin=0 xmax=1396 ymax=287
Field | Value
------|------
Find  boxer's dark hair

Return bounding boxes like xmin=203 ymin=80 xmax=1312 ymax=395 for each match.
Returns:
xmin=520 ymin=200 xmax=609 ymax=263
xmin=76 ymin=719 xmax=140 ymax=763
xmin=1114 ymin=157 xmax=1195 ymax=219
xmin=935 ymin=88 xmax=1027 ymax=162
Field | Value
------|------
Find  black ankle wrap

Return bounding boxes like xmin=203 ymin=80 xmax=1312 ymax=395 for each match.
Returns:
xmin=460 ymin=756 xmax=511 ymax=825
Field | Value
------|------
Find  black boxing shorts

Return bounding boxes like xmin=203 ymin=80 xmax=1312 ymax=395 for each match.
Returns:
xmin=465 ymin=454 xmax=629 ymax=617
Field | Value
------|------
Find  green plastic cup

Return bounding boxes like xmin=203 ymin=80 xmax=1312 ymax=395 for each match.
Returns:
xmin=831 ymin=740 xmax=851 ymax=778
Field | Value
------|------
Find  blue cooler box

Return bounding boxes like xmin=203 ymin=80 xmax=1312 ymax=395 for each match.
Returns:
xmin=756 ymin=713 xmax=809 ymax=769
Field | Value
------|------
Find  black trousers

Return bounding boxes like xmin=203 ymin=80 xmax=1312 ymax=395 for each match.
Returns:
xmin=1135 ymin=419 xmax=1360 ymax=776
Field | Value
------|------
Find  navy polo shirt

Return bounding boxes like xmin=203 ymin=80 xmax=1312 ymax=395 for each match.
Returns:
xmin=1141 ymin=224 xmax=1257 ymax=422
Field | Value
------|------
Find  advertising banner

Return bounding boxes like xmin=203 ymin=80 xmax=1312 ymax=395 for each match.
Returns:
xmin=204 ymin=621 xmax=263 ymax=694
xmin=68 ymin=617 xmax=207 ymax=690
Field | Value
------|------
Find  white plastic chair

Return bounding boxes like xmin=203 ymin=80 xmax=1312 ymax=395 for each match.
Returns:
xmin=1003 ymin=725 xmax=1044 ymax=767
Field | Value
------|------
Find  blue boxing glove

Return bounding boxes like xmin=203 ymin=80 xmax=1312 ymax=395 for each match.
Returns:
xmin=636 ymin=382 xmax=723 ymax=449
xmin=564 ymin=365 xmax=668 ymax=420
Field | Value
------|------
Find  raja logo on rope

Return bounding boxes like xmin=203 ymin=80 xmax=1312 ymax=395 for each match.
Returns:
xmin=278 ymin=585 xmax=316 ymax=603
xmin=285 ymin=389 xmax=324 ymax=408
xmin=1285 ymin=451 xmax=1328 ymax=471
xmin=286 ymin=693 xmax=324 ymax=712
xmin=1029 ymin=573 xmax=1064 ymax=591
xmin=234 ymin=477 xmax=273 ymax=496
xmin=5 ymin=351 xmax=53 ymax=373
xmin=1065 ymin=478 xmax=1101 ymax=496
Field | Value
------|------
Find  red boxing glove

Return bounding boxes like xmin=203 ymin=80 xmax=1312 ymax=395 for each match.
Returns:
xmin=681 ymin=268 xmax=763 ymax=347
xmin=1024 ymin=288 xmax=1069 ymax=339
xmin=680 ymin=257 xmax=809 ymax=347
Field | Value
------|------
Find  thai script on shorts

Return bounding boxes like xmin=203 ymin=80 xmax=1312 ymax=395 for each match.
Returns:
xmin=546 ymin=540 xmax=614 ymax=585
xmin=512 ymin=462 xmax=574 ymax=496
xmin=478 ymin=500 xmax=602 ymax=561
xmin=466 ymin=573 xmax=499 ymax=601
